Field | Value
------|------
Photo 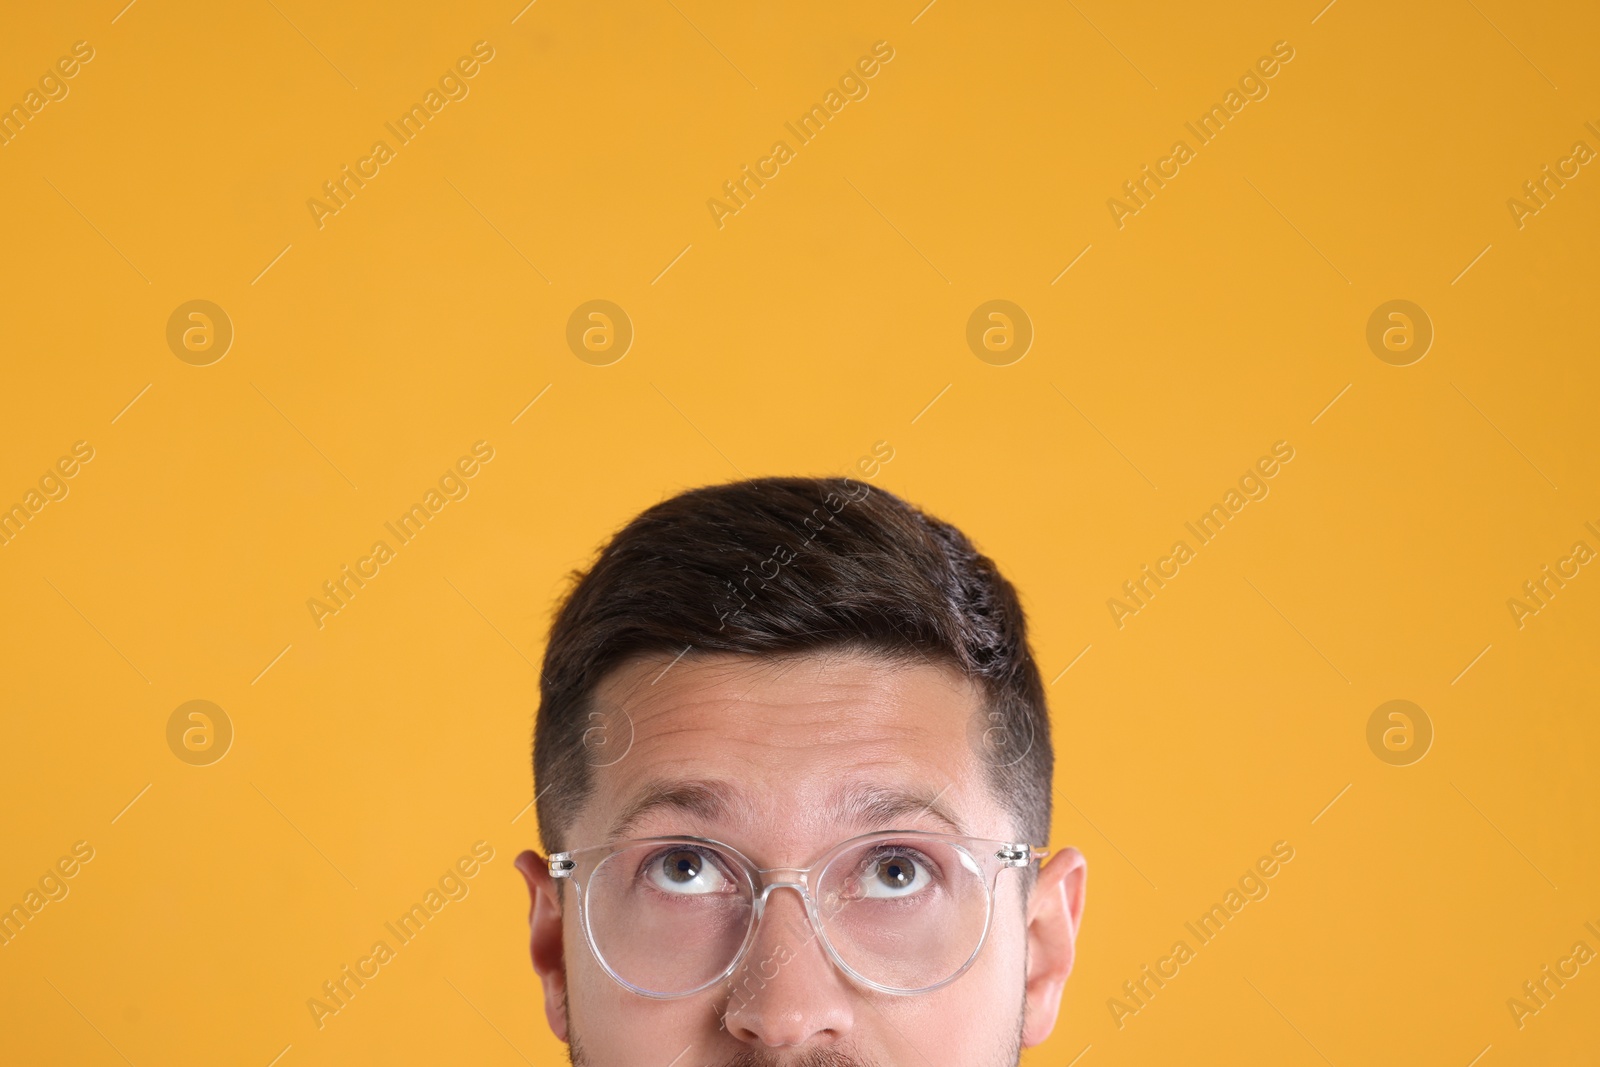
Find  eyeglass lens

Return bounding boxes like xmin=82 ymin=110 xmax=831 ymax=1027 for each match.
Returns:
xmin=581 ymin=837 xmax=991 ymax=996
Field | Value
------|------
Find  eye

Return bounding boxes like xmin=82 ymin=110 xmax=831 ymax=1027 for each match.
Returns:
xmin=645 ymin=847 xmax=733 ymax=896
xmin=859 ymin=849 xmax=933 ymax=899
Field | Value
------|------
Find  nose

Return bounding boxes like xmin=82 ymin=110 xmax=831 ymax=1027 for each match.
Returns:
xmin=720 ymin=883 xmax=855 ymax=1047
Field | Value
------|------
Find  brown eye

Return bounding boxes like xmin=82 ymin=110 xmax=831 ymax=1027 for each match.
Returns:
xmin=876 ymin=854 xmax=917 ymax=891
xmin=663 ymin=850 xmax=702 ymax=883
xmin=646 ymin=847 xmax=731 ymax=895
xmin=850 ymin=847 xmax=935 ymax=900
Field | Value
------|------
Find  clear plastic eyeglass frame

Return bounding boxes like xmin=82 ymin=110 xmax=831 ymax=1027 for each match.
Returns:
xmin=548 ymin=830 xmax=1048 ymax=999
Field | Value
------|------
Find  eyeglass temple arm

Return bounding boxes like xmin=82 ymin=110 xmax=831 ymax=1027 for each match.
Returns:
xmin=548 ymin=855 xmax=575 ymax=878
xmin=998 ymin=844 xmax=1050 ymax=868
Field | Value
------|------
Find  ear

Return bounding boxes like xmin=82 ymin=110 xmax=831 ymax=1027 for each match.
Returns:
xmin=515 ymin=850 xmax=569 ymax=1042
xmin=1021 ymin=846 xmax=1087 ymax=1047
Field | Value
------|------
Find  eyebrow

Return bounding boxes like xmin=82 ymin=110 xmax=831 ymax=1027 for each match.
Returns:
xmin=605 ymin=778 xmax=967 ymax=843
xmin=606 ymin=780 xmax=735 ymax=842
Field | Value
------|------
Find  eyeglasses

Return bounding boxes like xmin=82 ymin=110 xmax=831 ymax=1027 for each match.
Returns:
xmin=548 ymin=830 xmax=1047 ymax=998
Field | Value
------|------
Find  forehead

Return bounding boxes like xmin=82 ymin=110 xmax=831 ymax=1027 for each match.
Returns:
xmin=575 ymin=649 xmax=997 ymax=852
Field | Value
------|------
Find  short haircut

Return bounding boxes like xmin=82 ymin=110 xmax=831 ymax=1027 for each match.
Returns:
xmin=533 ymin=476 xmax=1052 ymax=852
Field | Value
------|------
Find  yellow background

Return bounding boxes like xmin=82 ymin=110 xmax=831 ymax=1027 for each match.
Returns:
xmin=2 ymin=1 xmax=1598 ymax=1063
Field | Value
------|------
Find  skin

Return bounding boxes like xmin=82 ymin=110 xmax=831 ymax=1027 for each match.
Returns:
xmin=515 ymin=648 xmax=1087 ymax=1065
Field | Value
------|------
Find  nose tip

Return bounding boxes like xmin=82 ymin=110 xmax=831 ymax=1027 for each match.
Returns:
xmin=721 ymin=885 xmax=854 ymax=1047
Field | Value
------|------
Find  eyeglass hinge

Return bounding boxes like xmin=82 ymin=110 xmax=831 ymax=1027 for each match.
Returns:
xmin=548 ymin=855 xmax=576 ymax=878
xmin=997 ymin=844 xmax=1032 ymax=867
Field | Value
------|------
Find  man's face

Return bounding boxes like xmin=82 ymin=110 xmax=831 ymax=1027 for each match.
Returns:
xmin=516 ymin=649 xmax=1086 ymax=1065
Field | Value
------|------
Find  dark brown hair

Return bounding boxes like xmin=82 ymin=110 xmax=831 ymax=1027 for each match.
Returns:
xmin=533 ymin=476 xmax=1052 ymax=851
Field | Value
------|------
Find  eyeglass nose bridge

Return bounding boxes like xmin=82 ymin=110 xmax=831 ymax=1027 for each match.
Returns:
xmin=747 ymin=869 xmax=842 ymax=947
xmin=738 ymin=872 xmax=845 ymax=978
xmin=745 ymin=867 xmax=864 ymax=953
xmin=751 ymin=870 xmax=814 ymax=911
